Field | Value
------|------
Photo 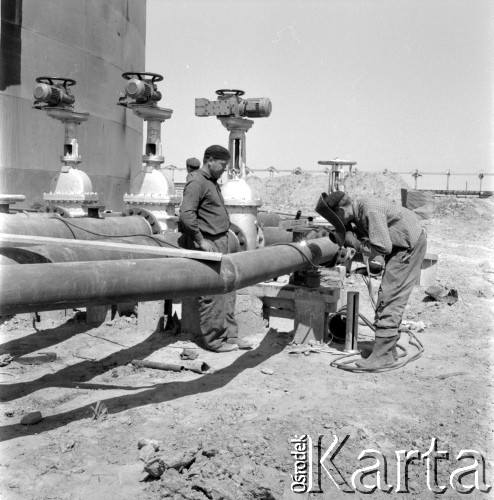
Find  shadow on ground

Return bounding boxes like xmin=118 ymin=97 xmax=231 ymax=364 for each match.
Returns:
xmin=0 ymin=328 xmax=286 ymax=442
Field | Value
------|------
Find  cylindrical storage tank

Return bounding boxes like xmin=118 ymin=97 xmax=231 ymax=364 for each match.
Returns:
xmin=0 ymin=0 xmax=146 ymax=212
xmin=221 ymin=178 xmax=262 ymax=251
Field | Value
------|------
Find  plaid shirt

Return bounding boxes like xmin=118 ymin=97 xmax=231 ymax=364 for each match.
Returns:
xmin=352 ymin=197 xmax=423 ymax=255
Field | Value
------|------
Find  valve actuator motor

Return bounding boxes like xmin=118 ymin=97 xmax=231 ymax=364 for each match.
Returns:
xmin=33 ymin=77 xmax=76 ymax=109
xmin=195 ymin=89 xmax=271 ymax=118
xmin=118 ymin=72 xmax=163 ymax=106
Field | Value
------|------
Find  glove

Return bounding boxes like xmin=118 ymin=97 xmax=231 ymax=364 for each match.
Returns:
xmin=344 ymin=231 xmax=362 ymax=252
xmin=369 ymin=255 xmax=385 ymax=275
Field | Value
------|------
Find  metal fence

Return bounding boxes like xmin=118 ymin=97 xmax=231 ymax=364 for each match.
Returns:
xmin=165 ymin=165 xmax=493 ymax=192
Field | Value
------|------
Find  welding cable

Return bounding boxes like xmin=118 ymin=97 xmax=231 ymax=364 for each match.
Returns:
xmin=328 ymin=306 xmax=409 ymax=362
xmin=317 ymin=244 xmax=424 ymax=372
xmin=327 ymin=306 xmax=383 ymax=340
xmin=48 ymin=215 xmax=77 ymax=239
xmin=329 ymin=329 xmax=424 ymax=373
xmin=46 ymin=216 xmax=182 ymax=248
xmin=327 ymin=298 xmax=424 ymax=373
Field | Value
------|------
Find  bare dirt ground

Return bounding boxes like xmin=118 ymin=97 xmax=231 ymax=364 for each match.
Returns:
xmin=1 ymin=192 xmax=493 ymax=499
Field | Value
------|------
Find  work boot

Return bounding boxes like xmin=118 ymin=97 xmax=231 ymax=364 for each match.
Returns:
xmin=355 ymin=335 xmax=398 ymax=370
xmin=226 ymin=338 xmax=253 ymax=350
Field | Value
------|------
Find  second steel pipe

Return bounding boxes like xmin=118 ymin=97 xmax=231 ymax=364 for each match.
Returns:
xmin=0 ymin=239 xmax=339 ymax=315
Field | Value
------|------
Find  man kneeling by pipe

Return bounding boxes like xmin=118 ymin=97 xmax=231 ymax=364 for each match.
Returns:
xmin=315 ymin=191 xmax=427 ymax=370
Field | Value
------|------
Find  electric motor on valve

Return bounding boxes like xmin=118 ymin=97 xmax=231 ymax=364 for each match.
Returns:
xmin=118 ymin=72 xmax=164 ymax=107
xmin=240 ymin=97 xmax=272 ymax=118
xmin=195 ymin=89 xmax=272 ymax=118
xmin=124 ymin=79 xmax=162 ymax=104
xmin=33 ymin=78 xmax=76 ymax=109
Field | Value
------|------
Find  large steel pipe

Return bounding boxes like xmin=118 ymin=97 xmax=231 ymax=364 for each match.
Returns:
xmin=0 ymin=233 xmax=184 ymax=265
xmin=0 ymin=245 xmax=171 ymax=265
xmin=0 ymin=214 xmax=152 ymax=240
xmin=262 ymin=226 xmax=294 ymax=246
xmin=0 ymin=239 xmax=339 ymax=315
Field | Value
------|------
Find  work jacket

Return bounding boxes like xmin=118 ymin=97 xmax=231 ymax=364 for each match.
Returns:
xmin=179 ymin=169 xmax=230 ymax=242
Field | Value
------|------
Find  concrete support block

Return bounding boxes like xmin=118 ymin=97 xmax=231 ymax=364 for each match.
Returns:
xmin=117 ymin=302 xmax=137 ymax=316
xmin=28 ymin=309 xmax=73 ymax=328
xmin=180 ymin=294 xmax=267 ymax=340
xmin=235 ymin=294 xmax=268 ymax=337
xmin=86 ymin=305 xmax=113 ymax=325
xmin=180 ymin=298 xmax=201 ymax=337
xmin=293 ymin=292 xmax=327 ymax=344
xmin=138 ymin=301 xmax=165 ymax=332
xmin=38 ymin=310 xmax=70 ymax=322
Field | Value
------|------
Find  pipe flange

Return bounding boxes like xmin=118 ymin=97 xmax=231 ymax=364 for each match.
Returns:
xmin=122 ymin=207 xmax=161 ymax=234
xmin=229 ymin=222 xmax=247 ymax=251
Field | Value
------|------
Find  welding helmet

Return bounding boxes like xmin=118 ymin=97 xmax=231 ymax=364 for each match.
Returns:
xmin=315 ymin=191 xmax=346 ymax=246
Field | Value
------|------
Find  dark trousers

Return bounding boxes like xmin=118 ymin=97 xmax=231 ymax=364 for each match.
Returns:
xmin=182 ymin=232 xmax=238 ymax=349
xmin=374 ymin=231 xmax=427 ymax=338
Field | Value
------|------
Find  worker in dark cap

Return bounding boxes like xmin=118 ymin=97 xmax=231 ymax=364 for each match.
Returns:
xmin=179 ymin=145 xmax=251 ymax=353
xmin=316 ymin=191 xmax=427 ymax=370
xmin=185 ymin=157 xmax=201 ymax=182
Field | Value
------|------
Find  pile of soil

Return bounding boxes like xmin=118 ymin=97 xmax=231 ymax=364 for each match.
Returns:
xmin=251 ymin=169 xmax=410 ymax=215
xmin=343 ymin=168 xmax=409 ymax=202
xmin=434 ymin=196 xmax=494 ymax=221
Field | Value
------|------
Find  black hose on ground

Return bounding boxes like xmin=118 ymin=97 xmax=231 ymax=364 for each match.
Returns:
xmin=327 ymin=262 xmax=424 ymax=373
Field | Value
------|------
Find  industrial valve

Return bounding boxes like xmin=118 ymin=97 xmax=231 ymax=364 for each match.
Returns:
xmin=195 ymin=89 xmax=273 ymax=249
xmin=195 ymin=89 xmax=272 ymax=118
xmin=33 ymin=77 xmax=76 ymax=109
xmin=119 ymin=71 xmax=180 ymax=232
xmin=32 ymin=76 xmax=97 ymax=217
xmin=118 ymin=72 xmax=163 ymax=107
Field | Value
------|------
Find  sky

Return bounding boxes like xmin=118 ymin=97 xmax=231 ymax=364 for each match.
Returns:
xmin=146 ymin=0 xmax=493 ymax=189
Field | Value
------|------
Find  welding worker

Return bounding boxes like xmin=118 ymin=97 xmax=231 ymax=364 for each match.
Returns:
xmin=316 ymin=191 xmax=427 ymax=370
xmin=185 ymin=157 xmax=201 ymax=182
xmin=179 ymin=145 xmax=251 ymax=353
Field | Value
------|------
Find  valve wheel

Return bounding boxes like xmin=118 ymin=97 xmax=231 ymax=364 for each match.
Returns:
xmin=122 ymin=72 xmax=163 ymax=84
xmin=35 ymin=77 xmax=76 ymax=88
xmin=216 ymin=89 xmax=245 ymax=97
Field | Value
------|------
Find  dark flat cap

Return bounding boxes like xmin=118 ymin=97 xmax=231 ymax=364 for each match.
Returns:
xmin=204 ymin=145 xmax=231 ymax=161
xmin=186 ymin=157 xmax=201 ymax=169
